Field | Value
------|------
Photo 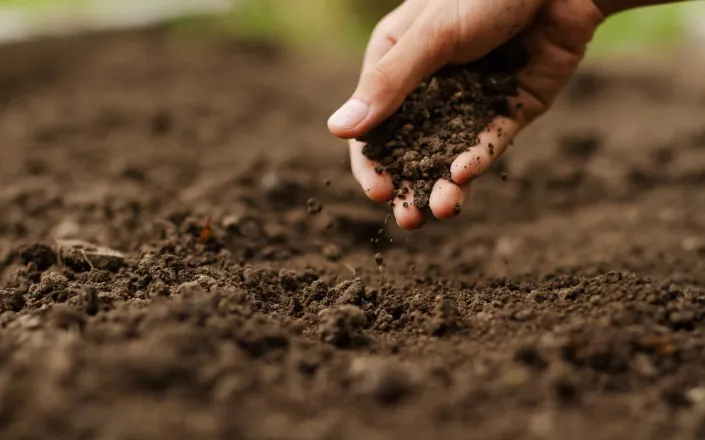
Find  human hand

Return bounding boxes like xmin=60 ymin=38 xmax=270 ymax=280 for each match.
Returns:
xmin=328 ymin=0 xmax=605 ymax=230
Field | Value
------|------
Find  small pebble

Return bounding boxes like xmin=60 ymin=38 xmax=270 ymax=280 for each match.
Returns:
xmin=374 ymin=253 xmax=384 ymax=266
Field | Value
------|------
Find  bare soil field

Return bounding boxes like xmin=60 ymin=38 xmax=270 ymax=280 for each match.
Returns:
xmin=1 ymin=29 xmax=705 ymax=439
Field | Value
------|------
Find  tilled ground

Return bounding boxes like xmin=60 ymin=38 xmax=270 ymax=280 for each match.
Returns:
xmin=1 ymin=29 xmax=705 ymax=440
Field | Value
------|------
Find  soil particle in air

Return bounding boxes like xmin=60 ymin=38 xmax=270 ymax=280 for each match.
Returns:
xmin=307 ymin=197 xmax=323 ymax=214
xmin=359 ymin=40 xmax=528 ymax=209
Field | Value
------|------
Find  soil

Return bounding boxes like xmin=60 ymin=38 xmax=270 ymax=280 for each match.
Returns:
xmin=1 ymin=28 xmax=705 ymax=440
xmin=358 ymin=39 xmax=527 ymax=208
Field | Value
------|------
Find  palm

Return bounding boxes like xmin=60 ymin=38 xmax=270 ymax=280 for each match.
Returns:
xmin=336 ymin=0 xmax=603 ymax=230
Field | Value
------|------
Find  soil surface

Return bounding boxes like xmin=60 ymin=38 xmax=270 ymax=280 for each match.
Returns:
xmin=1 ymin=29 xmax=705 ymax=440
xmin=359 ymin=40 xmax=527 ymax=208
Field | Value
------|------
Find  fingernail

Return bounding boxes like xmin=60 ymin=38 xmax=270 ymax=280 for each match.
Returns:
xmin=328 ymin=99 xmax=369 ymax=131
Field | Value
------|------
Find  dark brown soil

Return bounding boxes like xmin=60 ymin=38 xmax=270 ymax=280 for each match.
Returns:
xmin=1 ymin=29 xmax=705 ymax=440
xmin=358 ymin=40 xmax=527 ymax=208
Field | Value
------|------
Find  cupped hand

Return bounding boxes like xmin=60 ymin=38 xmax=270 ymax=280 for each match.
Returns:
xmin=328 ymin=0 xmax=604 ymax=230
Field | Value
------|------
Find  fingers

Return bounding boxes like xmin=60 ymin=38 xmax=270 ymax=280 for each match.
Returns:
xmin=450 ymin=115 xmax=521 ymax=185
xmin=362 ymin=0 xmax=426 ymax=72
xmin=429 ymin=179 xmax=467 ymax=220
xmin=349 ymin=135 xmax=467 ymax=228
xmin=392 ymin=183 xmax=426 ymax=230
xmin=349 ymin=139 xmax=394 ymax=203
xmin=449 ymin=0 xmax=543 ymax=63
xmin=329 ymin=6 xmax=459 ymax=139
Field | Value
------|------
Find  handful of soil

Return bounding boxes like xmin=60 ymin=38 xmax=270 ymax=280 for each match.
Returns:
xmin=358 ymin=39 xmax=529 ymax=209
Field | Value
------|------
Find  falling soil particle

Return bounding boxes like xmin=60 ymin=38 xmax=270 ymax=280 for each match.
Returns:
xmin=321 ymin=244 xmax=342 ymax=261
xmin=307 ymin=197 xmax=323 ymax=214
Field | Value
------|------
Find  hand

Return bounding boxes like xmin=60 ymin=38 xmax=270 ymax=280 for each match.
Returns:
xmin=328 ymin=0 xmax=604 ymax=230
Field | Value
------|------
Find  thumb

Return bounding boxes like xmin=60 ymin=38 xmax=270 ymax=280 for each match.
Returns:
xmin=328 ymin=9 xmax=458 ymax=139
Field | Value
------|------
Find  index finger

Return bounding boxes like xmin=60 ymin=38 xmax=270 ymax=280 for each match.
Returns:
xmin=362 ymin=0 xmax=426 ymax=71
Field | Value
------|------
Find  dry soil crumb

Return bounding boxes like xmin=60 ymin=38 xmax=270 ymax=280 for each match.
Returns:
xmin=318 ymin=304 xmax=366 ymax=347
xmin=358 ymin=39 xmax=528 ymax=209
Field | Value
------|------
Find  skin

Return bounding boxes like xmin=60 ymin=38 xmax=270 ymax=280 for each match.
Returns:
xmin=327 ymin=0 xmax=689 ymax=230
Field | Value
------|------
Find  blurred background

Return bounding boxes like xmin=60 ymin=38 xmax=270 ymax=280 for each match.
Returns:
xmin=0 ymin=0 xmax=703 ymax=57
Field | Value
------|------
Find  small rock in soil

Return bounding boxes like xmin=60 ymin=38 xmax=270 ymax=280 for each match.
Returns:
xmin=57 ymin=239 xmax=125 ymax=272
xmin=374 ymin=252 xmax=384 ymax=266
xmin=358 ymin=39 xmax=528 ymax=209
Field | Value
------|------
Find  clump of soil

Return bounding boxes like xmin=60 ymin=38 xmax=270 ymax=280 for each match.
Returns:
xmin=358 ymin=39 xmax=528 ymax=208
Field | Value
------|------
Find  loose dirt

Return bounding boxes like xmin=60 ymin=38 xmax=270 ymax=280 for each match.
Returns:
xmin=1 ymin=29 xmax=705 ymax=440
xmin=359 ymin=39 xmax=527 ymax=208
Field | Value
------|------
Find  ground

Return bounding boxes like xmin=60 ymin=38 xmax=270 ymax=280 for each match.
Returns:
xmin=1 ymin=29 xmax=705 ymax=440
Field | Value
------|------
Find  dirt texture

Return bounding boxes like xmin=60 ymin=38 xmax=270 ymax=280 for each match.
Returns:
xmin=359 ymin=39 xmax=527 ymax=208
xmin=1 ymin=29 xmax=705 ymax=440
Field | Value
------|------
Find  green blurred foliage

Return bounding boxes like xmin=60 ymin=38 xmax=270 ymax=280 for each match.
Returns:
xmin=0 ymin=0 xmax=693 ymax=58
xmin=0 ymin=0 xmax=80 ymax=10
xmin=215 ymin=0 xmax=689 ymax=58
xmin=590 ymin=4 xmax=685 ymax=56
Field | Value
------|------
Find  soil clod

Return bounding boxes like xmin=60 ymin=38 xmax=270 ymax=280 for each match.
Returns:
xmin=18 ymin=244 xmax=56 ymax=271
xmin=318 ymin=305 xmax=367 ymax=347
xmin=428 ymin=295 xmax=462 ymax=336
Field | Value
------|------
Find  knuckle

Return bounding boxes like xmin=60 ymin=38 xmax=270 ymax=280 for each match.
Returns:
xmin=372 ymin=16 xmax=394 ymax=39
xmin=361 ymin=65 xmax=397 ymax=98
xmin=426 ymin=14 xmax=460 ymax=58
xmin=371 ymin=12 xmax=402 ymax=46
